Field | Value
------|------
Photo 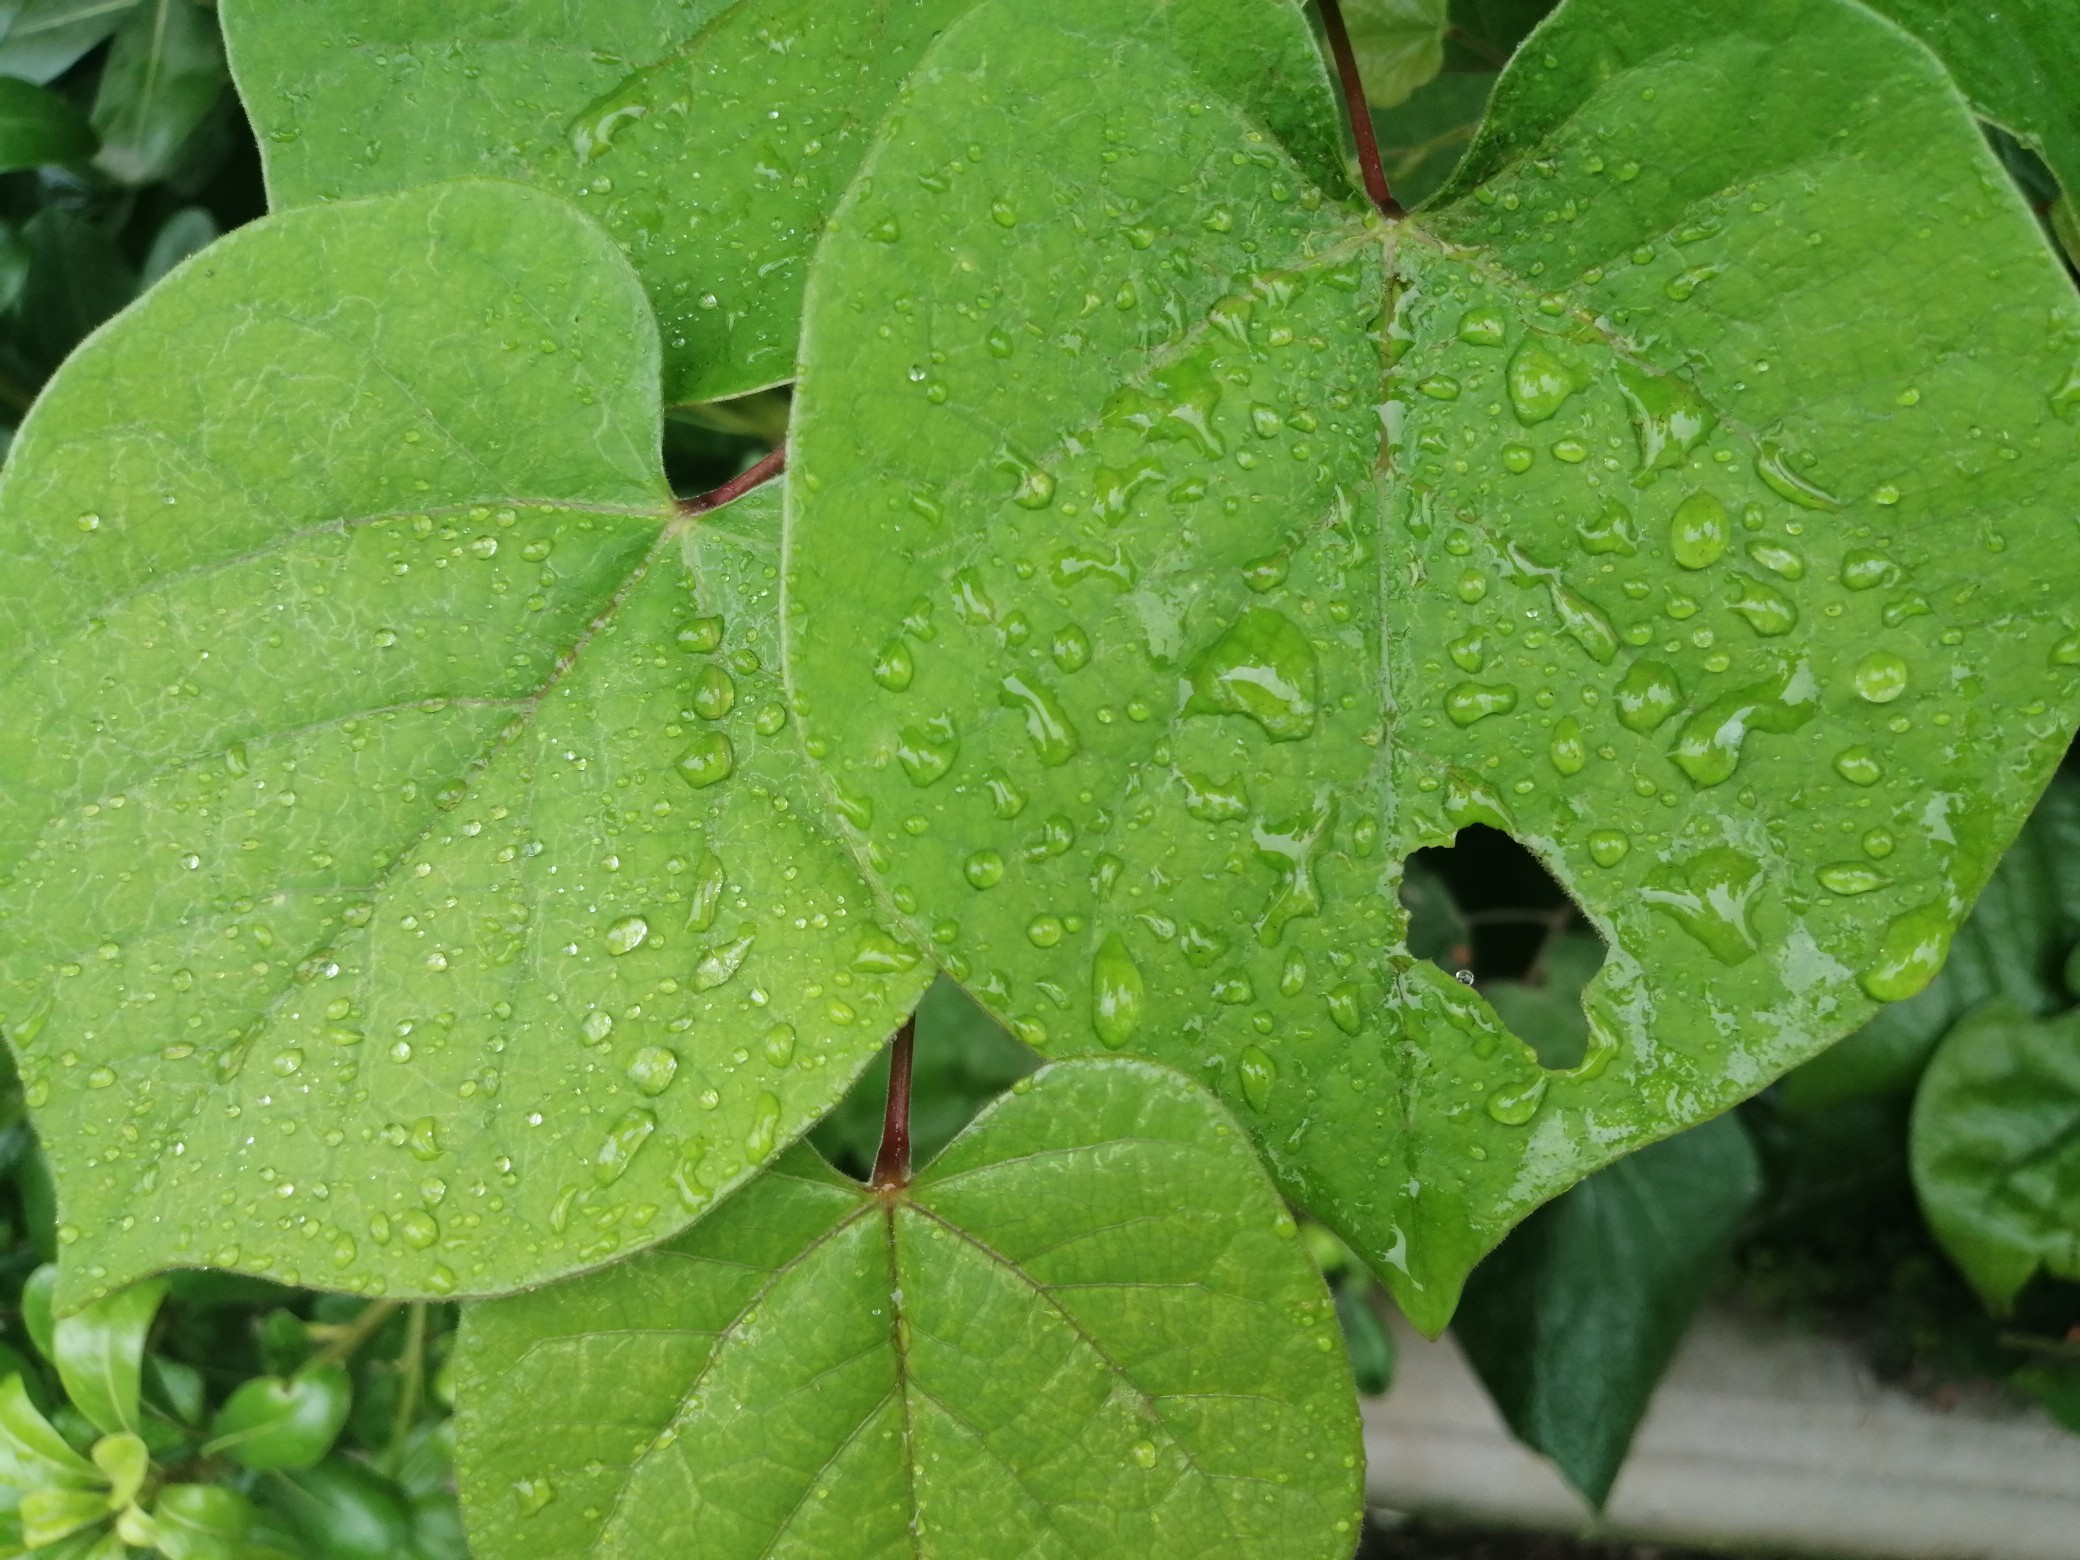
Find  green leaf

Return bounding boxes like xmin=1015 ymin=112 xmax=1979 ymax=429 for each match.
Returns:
xmin=0 ymin=1372 xmax=100 ymax=1491
xmin=220 ymin=0 xmax=1347 ymax=406
xmin=0 ymin=179 xmax=925 ymax=1311
xmin=138 ymin=205 xmax=216 ymax=289
xmin=50 ymin=1278 xmax=165 ymax=1436
xmin=0 ymin=0 xmax=139 ymax=86
xmin=1373 ymin=69 xmax=1495 ymax=209
xmin=784 ymin=0 xmax=2080 ymax=1332
xmin=1455 ymin=1114 xmax=1761 ymax=1506
xmin=1441 ymin=0 xmax=1557 ymax=70
xmin=263 ymin=1457 xmax=414 ymax=1560
xmin=1785 ymin=774 xmax=2080 ymax=1110
xmin=89 ymin=0 xmax=225 ymax=186
xmin=149 ymin=1483 xmax=254 ymax=1560
xmin=2 ymin=207 xmax=136 ymax=381
xmin=204 ymin=1362 xmax=351 ymax=1471
xmin=1911 ymin=1000 xmax=2080 ymax=1312
xmin=809 ymin=971 xmax=1036 ymax=1174
xmin=1346 ymin=0 xmax=1449 ymax=108
xmin=454 ymin=1060 xmax=1361 ymax=1559
xmin=1857 ymin=0 xmax=2080 ymax=203
xmin=0 ymin=76 xmax=93 ymax=169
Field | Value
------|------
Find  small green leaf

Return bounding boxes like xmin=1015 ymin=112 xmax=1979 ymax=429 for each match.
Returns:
xmin=1373 ymin=68 xmax=1495 ymax=209
xmin=21 ymin=1263 xmax=56 ymax=1360
xmin=3 ymin=207 xmax=136 ymax=380
xmin=150 ymin=1483 xmax=255 ymax=1560
xmin=221 ymin=0 xmax=1346 ymax=404
xmin=1455 ymin=1115 xmax=1761 ymax=1506
xmin=785 ymin=0 xmax=2080 ymax=1331
xmin=1911 ymin=1000 xmax=2080 ymax=1312
xmin=138 ymin=205 xmax=216 ymax=288
xmin=1346 ymin=0 xmax=1449 ymax=107
xmin=0 ymin=76 xmax=93 ymax=168
xmin=0 ymin=1372 xmax=100 ymax=1490
xmin=0 ymin=180 xmax=925 ymax=1310
xmin=20 ymin=1484 xmax=113 ymax=1548
xmin=264 ymin=1457 xmax=414 ymax=1560
xmin=88 ymin=0 xmax=226 ymax=186
xmin=1786 ymin=774 xmax=2080 ymax=1110
xmin=0 ymin=0 xmax=141 ymax=86
xmin=205 ymin=1362 xmax=351 ymax=1471
xmin=455 ymin=1060 xmax=1362 ymax=1559
xmin=1857 ymin=0 xmax=2080 ymax=203
xmin=50 ymin=1278 xmax=166 ymax=1437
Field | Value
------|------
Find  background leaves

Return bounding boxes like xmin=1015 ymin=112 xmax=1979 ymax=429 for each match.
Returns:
xmin=455 ymin=1061 xmax=1363 ymax=1560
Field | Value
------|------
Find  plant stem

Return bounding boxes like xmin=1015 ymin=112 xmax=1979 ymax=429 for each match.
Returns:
xmin=384 ymin=1303 xmax=428 ymax=1476
xmin=310 ymin=1299 xmax=403 ymax=1366
xmin=677 ymin=444 xmax=786 ymax=518
xmin=870 ymin=1015 xmax=917 ymax=1191
xmin=1316 ymin=0 xmax=1401 ymax=218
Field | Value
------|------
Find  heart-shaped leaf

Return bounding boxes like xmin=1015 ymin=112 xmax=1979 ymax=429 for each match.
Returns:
xmin=1911 ymin=999 xmax=2080 ymax=1312
xmin=454 ymin=1059 xmax=1361 ymax=1560
xmin=205 ymin=1361 xmax=351 ymax=1471
xmin=220 ymin=0 xmax=1348 ymax=405
xmin=783 ymin=0 xmax=2080 ymax=1329
xmin=0 ymin=179 xmax=926 ymax=1311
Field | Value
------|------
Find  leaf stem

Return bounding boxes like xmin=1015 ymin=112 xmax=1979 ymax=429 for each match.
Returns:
xmin=870 ymin=1015 xmax=917 ymax=1192
xmin=310 ymin=1299 xmax=402 ymax=1366
xmin=1316 ymin=0 xmax=1401 ymax=218
xmin=677 ymin=444 xmax=787 ymax=518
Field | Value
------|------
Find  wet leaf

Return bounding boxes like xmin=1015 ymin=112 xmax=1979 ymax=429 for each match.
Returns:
xmin=784 ymin=0 xmax=2080 ymax=1330
xmin=1911 ymin=1000 xmax=2080 ymax=1312
xmin=1859 ymin=0 xmax=2080 ymax=203
xmin=1785 ymin=773 xmax=2080 ymax=1110
xmin=454 ymin=1060 xmax=1362 ymax=1560
xmin=49 ymin=1276 xmax=165 ymax=1434
xmin=220 ymin=0 xmax=1347 ymax=405
xmin=1455 ymin=1115 xmax=1760 ymax=1507
xmin=0 ymin=180 xmax=925 ymax=1311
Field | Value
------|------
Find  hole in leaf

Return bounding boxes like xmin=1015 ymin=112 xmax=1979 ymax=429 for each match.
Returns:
xmin=1405 ymin=824 xmax=1609 ymax=1071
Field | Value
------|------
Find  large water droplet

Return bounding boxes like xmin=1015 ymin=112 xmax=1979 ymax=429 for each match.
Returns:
xmin=1669 ymin=491 xmax=1729 ymax=569
xmin=872 ymin=639 xmax=915 ymax=692
xmin=1549 ymin=716 xmax=1588 ymax=776
xmin=692 ymin=933 xmax=755 ymax=991
xmin=1506 ymin=338 xmax=1587 ymax=425
xmin=1446 ymin=682 xmax=1519 ymax=726
xmin=851 ymin=925 xmax=921 ymax=974
xmin=1642 ymin=847 xmax=1761 ymax=964
xmin=1484 ymin=1075 xmax=1548 ymax=1126
xmin=896 ymin=718 xmax=959 ymax=786
xmin=1669 ymin=661 xmax=1817 ymax=788
xmin=594 ymin=1109 xmax=657 ymax=1185
xmin=627 ymin=1047 xmax=678 ymax=1096
xmin=1851 ymin=651 xmax=1910 ymax=704
xmin=1615 ymin=361 xmax=1715 ymax=474
xmin=1091 ymin=933 xmax=1146 ymax=1050
xmin=676 ymin=734 xmax=735 ymax=790
xmin=1183 ymin=608 xmax=1318 ymax=742
xmin=604 ymin=915 xmax=650 ymax=957
xmin=1859 ymin=901 xmax=1953 ymax=1002
xmin=744 ymin=1092 xmax=783 ymax=1162
xmin=1615 ymin=660 xmax=1682 ymax=733
xmin=997 ymin=674 xmax=1081 ymax=766
xmin=1237 ymin=1046 xmax=1276 ymax=1112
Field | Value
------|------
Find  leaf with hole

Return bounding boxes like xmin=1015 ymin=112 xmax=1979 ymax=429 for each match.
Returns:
xmin=220 ymin=0 xmax=1347 ymax=406
xmin=1911 ymin=999 xmax=2080 ymax=1312
xmin=453 ymin=1059 xmax=1362 ymax=1560
xmin=784 ymin=0 xmax=2080 ymax=1331
xmin=0 ymin=179 xmax=926 ymax=1311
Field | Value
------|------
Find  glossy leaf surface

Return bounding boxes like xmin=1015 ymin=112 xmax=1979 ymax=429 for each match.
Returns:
xmin=1911 ymin=1000 xmax=2080 ymax=1312
xmin=455 ymin=1060 xmax=1362 ymax=1559
xmin=0 ymin=180 xmax=925 ymax=1310
xmin=50 ymin=1277 xmax=165 ymax=1435
xmin=221 ymin=0 xmax=1346 ymax=406
xmin=785 ymin=0 xmax=2080 ymax=1329
xmin=1346 ymin=0 xmax=1448 ymax=108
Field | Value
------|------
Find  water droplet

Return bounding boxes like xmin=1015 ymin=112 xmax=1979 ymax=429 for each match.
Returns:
xmin=1416 ymin=375 xmax=1461 ymax=401
xmin=1130 ymin=1439 xmax=1159 ymax=1469
xmin=1859 ymin=902 xmax=1953 ymax=1002
xmin=1818 ymin=863 xmax=1889 ymax=896
xmin=1457 ymin=307 xmax=1507 ymax=346
xmin=762 ymin=1024 xmax=797 ymax=1068
xmin=1327 ymin=982 xmax=1365 ymax=1035
xmin=1181 ymin=772 xmax=1250 ymax=822
xmin=398 ymin=1210 xmax=440 ymax=1250
xmin=675 ymin=733 xmax=735 ymax=789
xmin=627 ymin=1047 xmax=678 ymax=1096
xmin=1727 ymin=575 xmax=1797 ymax=637
xmin=1642 ymin=847 xmax=1761 ymax=964
xmin=1484 ymin=1075 xmax=1548 ymax=1126
xmin=873 ymin=638 xmax=915 ymax=691
xmin=677 ymin=616 xmax=724 ymax=654
xmin=1549 ymin=716 xmax=1587 ymax=775
xmin=2051 ymin=630 xmax=2080 ymax=667
xmin=1091 ymin=934 xmax=1146 ymax=1050
xmin=1027 ymin=915 xmax=1064 ymax=949
xmin=744 ymin=1092 xmax=782 ymax=1162
xmin=1851 ymin=651 xmax=1910 ymax=704
xmin=1577 ymin=500 xmax=1638 ymax=556
xmin=1506 ymin=338 xmax=1587 ymax=425
xmin=1669 ymin=660 xmax=1817 ymax=787
xmin=689 ymin=665 xmax=737 ymax=720
xmin=896 ymin=718 xmax=959 ymax=786
xmin=1669 ymin=491 xmax=1729 ymax=569
xmin=1237 ymin=1046 xmax=1276 ymax=1111
xmin=1615 ymin=361 xmax=1715 ymax=473
xmin=513 ymin=1478 xmax=556 ymax=1517
xmin=1834 ymin=746 xmax=1883 ymax=786
xmin=851 ymin=925 xmax=921 ymax=974
xmin=1753 ymin=444 xmax=1840 ymax=511
xmin=1839 ymin=550 xmax=1897 ymax=591
xmin=997 ymin=674 xmax=1081 ymax=766
xmin=604 ymin=915 xmax=650 ymax=957
xmin=1587 ymin=829 xmax=1630 ymax=867
xmin=964 ymin=850 xmax=1005 ymax=889
xmin=593 ymin=1109 xmax=657 ymax=1185
xmin=1051 ymin=624 xmax=1092 ymax=672
xmin=581 ymin=1010 xmax=615 ymax=1046
xmin=692 ymin=933 xmax=755 ymax=991
xmin=1446 ymin=682 xmax=1519 ymax=726
xmin=1183 ymin=608 xmax=1318 ymax=742
xmin=1615 ymin=660 xmax=1683 ymax=733
xmin=685 ymin=853 xmax=726 ymax=933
